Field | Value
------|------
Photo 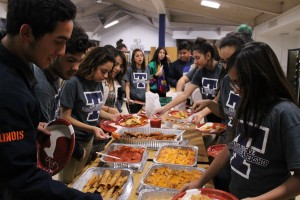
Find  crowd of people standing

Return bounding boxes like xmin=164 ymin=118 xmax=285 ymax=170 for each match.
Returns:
xmin=0 ymin=0 xmax=299 ymax=199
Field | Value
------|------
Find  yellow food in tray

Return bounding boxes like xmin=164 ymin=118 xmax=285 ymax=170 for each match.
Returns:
xmin=157 ymin=147 xmax=196 ymax=166
xmin=144 ymin=167 xmax=203 ymax=189
xmin=82 ymin=170 xmax=127 ymax=199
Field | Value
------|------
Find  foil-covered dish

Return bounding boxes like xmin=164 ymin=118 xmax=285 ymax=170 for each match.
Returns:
xmin=100 ymin=143 xmax=148 ymax=172
xmin=112 ymin=127 xmax=184 ymax=150
xmin=153 ymin=144 xmax=198 ymax=167
xmin=138 ymin=189 xmax=177 ymax=200
xmin=137 ymin=163 xmax=205 ymax=194
xmin=71 ymin=167 xmax=133 ymax=200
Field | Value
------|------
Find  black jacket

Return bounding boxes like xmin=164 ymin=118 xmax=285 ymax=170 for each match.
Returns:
xmin=0 ymin=44 xmax=101 ymax=200
xmin=166 ymin=57 xmax=194 ymax=87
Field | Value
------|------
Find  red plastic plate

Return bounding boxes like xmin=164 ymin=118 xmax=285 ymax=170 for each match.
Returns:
xmin=207 ymin=144 xmax=226 ymax=158
xmin=172 ymin=188 xmax=238 ymax=200
xmin=37 ymin=118 xmax=75 ymax=175
xmin=99 ymin=120 xmax=118 ymax=132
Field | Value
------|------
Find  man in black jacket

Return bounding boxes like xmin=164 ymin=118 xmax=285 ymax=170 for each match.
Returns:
xmin=0 ymin=0 xmax=101 ymax=199
xmin=167 ymin=41 xmax=194 ymax=87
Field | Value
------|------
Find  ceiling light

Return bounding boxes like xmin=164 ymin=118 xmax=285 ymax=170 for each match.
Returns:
xmin=104 ymin=20 xmax=119 ymax=28
xmin=201 ymin=0 xmax=220 ymax=9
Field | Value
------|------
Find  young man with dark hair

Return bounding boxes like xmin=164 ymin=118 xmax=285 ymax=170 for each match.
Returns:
xmin=34 ymin=25 xmax=90 ymax=123
xmin=167 ymin=41 xmax=194 ymax=87
xmin=0 ymin=0 xmax=101 ymax=199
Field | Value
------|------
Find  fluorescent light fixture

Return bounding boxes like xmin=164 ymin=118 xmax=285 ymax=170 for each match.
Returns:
xmin=201 ymin=0 xmax=220 ymax=9
xmin=104 ymin=20 xmax=119 ymax=29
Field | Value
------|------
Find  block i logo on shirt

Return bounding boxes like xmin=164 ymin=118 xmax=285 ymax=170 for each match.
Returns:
xmin=133 ymin=73 xmax=147 ymax=89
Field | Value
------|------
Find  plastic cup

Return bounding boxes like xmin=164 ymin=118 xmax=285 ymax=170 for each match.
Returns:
xmin=150 ymin=118 xmax=161 ymax=128
xmin=164 ymin=119 xmax=175 ymax=128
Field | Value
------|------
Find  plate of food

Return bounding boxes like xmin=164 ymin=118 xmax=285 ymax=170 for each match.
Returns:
xmin=172 ymin=188 xmax=238 ymax=200
xmin=168 ymin=110 xmax=191 ymax=119
xmin=116 ymin=114 xmax=148 ymax=128
xmin=99 ymin=120 xmax=118 ymax=133
xmin=37 ymin=118 xmax=75 ymax=175
xmin=207 ymin=144 xmax=226 ymax=158
xmin=196 ymin=122 xmax=226 ymax=134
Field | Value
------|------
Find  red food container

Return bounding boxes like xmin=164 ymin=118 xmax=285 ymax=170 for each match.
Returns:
xmin=150 ymin=118 xmax=161 ymax=128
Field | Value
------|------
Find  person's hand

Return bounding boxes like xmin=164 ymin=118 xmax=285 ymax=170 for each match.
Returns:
xmin=177 ymin=180 xmax=201 ymax=194
xmin=108 ymin=107 xmax=119 ymax=114
xmin=192 ymin=99 xmax=211 ymax=113
xmin=155 ymin=68 xmax=163 ymax=77
xmin=92 ymin=127 xmax=109 ymax=140
xmin=125 ymin=97 xmax=133 ymax=105
xmin=153 ymin=106 xmax=166 ymax=117
xmin=37 ymin=122 xmax=51 ymax=136
xmin=242 ymin=198 xmax=255 ymax=200
xmin=110 ymin=113 xmax=122 ymax=122
xmin=192 ymin=112 xmax=205 ymax=124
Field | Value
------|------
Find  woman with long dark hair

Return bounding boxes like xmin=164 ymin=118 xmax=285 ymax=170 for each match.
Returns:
xmin=179 ymin=42 xmax=300 ymax=199
xmin=124 ymin=49 xmax=150 ymax=113
xmin=148 ymin=47 xmax=170 ymax=97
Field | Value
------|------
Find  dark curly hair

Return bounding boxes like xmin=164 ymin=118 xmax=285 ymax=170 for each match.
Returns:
xmin=6 ymin=0 xmax=76 ymax=39
xmin=76 ymin=47 xmax=115 ymax=79
xmin=116 ymin=39 xmax=127 ymax=51
xmin=66 ymin=25 xmax=89 ymax=54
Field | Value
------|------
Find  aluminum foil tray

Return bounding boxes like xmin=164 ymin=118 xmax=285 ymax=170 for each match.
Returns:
xmin=100 ymin=143 xmax=148 ymax=172
xmin=137 ymin=163 xmax=205 ymax=194
xmin=116 ymin=127 xmax=184 ymax=150
xmin=138 ymin=189 xmax=177 ymax=200
xmin=71 ymin=167 xmax=133 ymax=200
xmin=153 ymin=144 xmax=198 ymax=167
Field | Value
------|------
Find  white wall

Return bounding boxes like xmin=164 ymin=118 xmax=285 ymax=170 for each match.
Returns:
xmin=0 ymin=2 xmax=6 ymax=19
xmin=99 ymin=19 xmax=176 ymax=51
xmin=255 ymin=35 xmax=300 ymax=74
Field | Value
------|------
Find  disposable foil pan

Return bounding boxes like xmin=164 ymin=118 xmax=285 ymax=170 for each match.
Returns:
xmin=71 ymin=167 xmax=133 ymax=200
xmin=116 ymin=127 xmax=184 ymax=150
xmin=153 ymin=144 xmax=198 ymax=167
xmin=100 ymin=143 xmax=148 ymax=172
xmin=137 ymin=163 xmax=205 ymax=194
xmin=138 ymin=189 xmax=177 ymax=200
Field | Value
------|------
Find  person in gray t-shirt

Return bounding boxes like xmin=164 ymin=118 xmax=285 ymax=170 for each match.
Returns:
xmin=124 ymin=49 xmax=150 ymax=113
xmin=58 ymin=47 xmax=113 ymax=184
xmin=179 ymin=42 xmax=300 ymax=200
xmin=154 ymin=38 xmax=222 ymax=122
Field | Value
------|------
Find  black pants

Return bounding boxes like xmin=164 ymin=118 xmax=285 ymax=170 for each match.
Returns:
xmin=126 ymin=103 xmax=143 ymax=114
